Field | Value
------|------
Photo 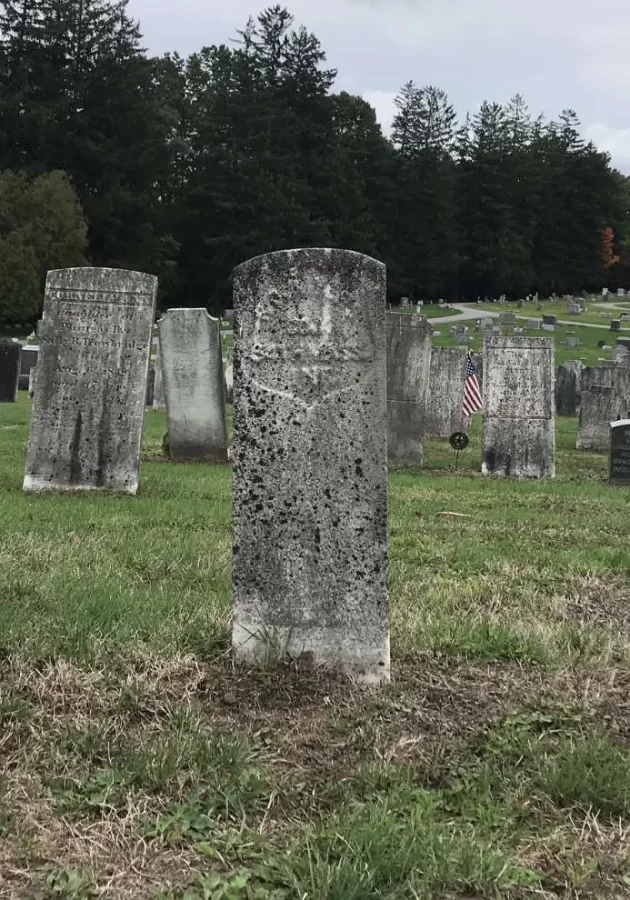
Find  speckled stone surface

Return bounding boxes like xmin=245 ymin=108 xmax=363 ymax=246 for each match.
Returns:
xmin=386 ymin=313 xmax=432 ymax=466
xmin=424 ymin=348 xmax=469 ymax=438
xmin=158 ymin=308 xmax=228 ymax=462
xmin=577 ymin=386 xmax=627 ymax=451
xmin=555 ymin=361 xmax=583 ymax=417
xmin=232 ymin=248 xmax=389 ymax=683
xmin=0 ymin=340 xmax=21 ymax=402
xmin=24 ymin=267 xmax=157 ymax=494
xmin=482 ymin=337 xmax=555 ymax=478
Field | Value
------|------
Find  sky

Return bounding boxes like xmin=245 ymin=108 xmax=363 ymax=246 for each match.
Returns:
xmin=128 ymin=0 xmax=630 ymax=171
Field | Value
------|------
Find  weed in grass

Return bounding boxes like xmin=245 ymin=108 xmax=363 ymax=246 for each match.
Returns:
xmin=32 ymin=867 xmax=97 ymax=899
xmin=539 ymin=735 xmax=630 ymax=817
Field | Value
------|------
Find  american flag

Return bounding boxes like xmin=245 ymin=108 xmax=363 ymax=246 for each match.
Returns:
xmin=462 ymin=353 xmax=483 ymax=418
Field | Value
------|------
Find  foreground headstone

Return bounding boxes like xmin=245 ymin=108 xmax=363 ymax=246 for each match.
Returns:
xmin=424 ymin=348 xmax=468 ymax=438
xmin=0 ymin=340 xmax=21 ymax=402
xmin=232 ymin=248 xmax=389 ymax=682
xmin=386 ymin=313 xmax=432 ymax=466
xmin=158 ymin=308 xmax=228 ymax=462
xmin=24 ymin=267 xmax=157 ymax=493
xmin=610 ymin=420 xmax=630 ymax=484
xmin=577 ymin=387 xmax=627 ymax=450
xmin=482 ymin=337 xmax=555 ymax=478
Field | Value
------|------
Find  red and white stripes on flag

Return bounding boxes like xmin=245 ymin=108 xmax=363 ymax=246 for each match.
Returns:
xmin=462 ymin=353 xmax=483 ymax=418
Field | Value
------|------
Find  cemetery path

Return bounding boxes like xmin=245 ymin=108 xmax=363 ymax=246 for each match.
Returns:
xmin=446 ymin=303 xmax=629 ymax=332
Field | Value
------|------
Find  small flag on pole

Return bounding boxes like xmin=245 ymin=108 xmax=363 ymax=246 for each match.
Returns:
xmin=462 ymin=353 xmax=483 ymax=418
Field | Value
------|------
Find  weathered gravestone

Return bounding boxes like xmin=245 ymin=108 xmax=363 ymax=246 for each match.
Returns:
xmin=555 ymin=360 xmax=583 ymax=417
xmin=224 ymin=350 xmax=233 ymax=404
xmin=28 ymin=365 xmax=37 ymax=399
xmin=542 ymin=315 xmax=557 ymax=327
xmin=577 ymin=365 xmax=630 ymax=450
xmin=611 ymin=320 xmax=621 ymax=333
xmin=158 ymin=308 xmax=228 ymax=462
xmin=24 ymin=268 xmax=157 ymax=493
xmin=0 ymin=340 xmax=21 ymax=402
xmin=232 ymin=248 xmax=389 ymax=682
xmin=424 ymin=347 xmax=468 ymax=438
xmin=152 ymin=348 xmax=166 ymax=410
xmin=386 ymin=313 xmax=432 ymax=467
xmin=482 ymin=337 xmax=555 ymax=478
xmin=18 ymin=344 xmax=38 ymax=391
xmin=610 ymin=420 xmax=630 ymax=484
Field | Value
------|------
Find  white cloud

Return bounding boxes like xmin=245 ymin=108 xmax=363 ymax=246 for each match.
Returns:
xmin=585 ymin=123 xmax=630 ymax=170
xmin=362 ymin=91 xmax=397 ymax=135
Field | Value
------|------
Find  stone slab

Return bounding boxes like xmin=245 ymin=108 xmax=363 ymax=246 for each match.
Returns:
xmin=0 ymin=340 xmax=21 ymax=402
xmin=577 ymin=386 xmax=628 ymax=451
xmin=424 ymin=347 xmax=468 ymax=438
xmin=24 ymin=267 xmax=157 ymax=493
xmin=232 ymin=248 xmax=389 ymax=683
xmin=386 ymin=313 xmax=432 ymax=466
xmin=158 ymin=308 xmax=228 ymax=462
xmin=482 ymin=336 xmax=555 ymax=478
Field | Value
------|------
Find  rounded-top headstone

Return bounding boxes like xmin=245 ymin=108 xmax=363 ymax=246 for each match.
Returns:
xmin=231 ymin=248 xmax=389 ymax=683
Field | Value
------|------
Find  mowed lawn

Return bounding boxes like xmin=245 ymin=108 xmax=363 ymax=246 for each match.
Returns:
xmin=1 ymin=396 xmax=630 ymax=898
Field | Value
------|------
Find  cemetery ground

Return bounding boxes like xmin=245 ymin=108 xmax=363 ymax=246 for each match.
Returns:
xmin=1 ymin=401 xmax=630 ymax=899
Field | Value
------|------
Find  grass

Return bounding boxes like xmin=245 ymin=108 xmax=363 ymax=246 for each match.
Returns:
xmin=1 ymin=395 xmax=630 ymax=897
xmin=395 ymin=305 xmax=461 ymax=319
xmin=474 ymin=297 xmax=630 ymax=328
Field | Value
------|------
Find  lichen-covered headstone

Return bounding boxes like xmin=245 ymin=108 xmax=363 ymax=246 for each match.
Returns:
xmin=386 ymin=313 xmax=433 ymax=466
xmin=0 ymin=340 xmax=21 ymax=402
xmin=152 ymin=347 xmax=166 ymax=410
xmin=424 ymin=347 xmax=468 ymax=438
xmin=610 ymin=419 xmax=630 ymax=484
xmin=232 ymin=248 xmax=389 ymax=683
xmin=555 ymin=360 xmax=583 ymax=417
xmin=482 ymin=336 xmax=555 ymax=478
xmin=577 ymin=387 xmax=627 ymax=450
xmin=158 ymin=308 xmax=228 ymax=462
xmin=24 ymin=267 xmax=157 ymax=493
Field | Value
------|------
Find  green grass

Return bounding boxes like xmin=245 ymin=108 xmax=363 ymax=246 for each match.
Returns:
xmin=2 ymin=395 xmax=630 ymax=898
xmin=475 ymin=297 xmax=630 ymax=328
xmin=395 ymin=305 xmax=461 ymax=319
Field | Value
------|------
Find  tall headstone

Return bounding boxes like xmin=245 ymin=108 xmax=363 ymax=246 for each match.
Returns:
xmin=158 ymin=308 xmax=228 ymax=462
xmin=232 ymin=248 xmax=389 ymax=683
xmin=482 ymin=336 xmax=555 ymax=478
xmin=18 ymin=344 xmax=38 ymax=391
xmin=0 ymin=340 xmax=21 ymax=402
xmin=610 ymin=420 xmax=630 ymax=484
xmin=555 ymin=360 xmax=583 ymax=417
xmin=424 ymin=348 xmax=468 ymax=438
xmin=386 ymin=313 xmax=433 ymax=466
xmin=24 ymin=268 xmax=157 ymax=493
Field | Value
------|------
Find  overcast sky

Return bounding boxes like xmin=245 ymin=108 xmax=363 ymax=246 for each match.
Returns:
xmin=129 ymin=0 xmax=630 ymax=171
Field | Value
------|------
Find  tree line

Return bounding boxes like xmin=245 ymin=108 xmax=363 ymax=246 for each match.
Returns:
xmin=0 ymin=0 xmax=627 ymax=325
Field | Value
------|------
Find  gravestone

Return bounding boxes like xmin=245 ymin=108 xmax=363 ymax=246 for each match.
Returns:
xmin=610 ymin=420 xmax=630 ymax=484
xmin=555 ymin=360 xmax=583 ymax=417
xmin=564 ymin=338 xmax=580 ymax=350
xmin=152 ymin=342 xmax=166 ymax=410
xmin=542 ymin=315 xmax=557 ymax=327
xmin=231 ymin=248 xmax=389 ymax=683
xmin=424 ymin=347 xmax=469 ymax=438
xmin=482 ymin=337 xmax=555 ymax=478
xmin=158 ymin=308 xmax=228 ymax=462
xmin=578 ymin=387 xmax=627 ymax=450
xmin=145 ymin=365 xmax=155 ymax=406
xmin=386 ymin=313 xmax=433 ymax=467
xmin=24 ymin=267 xmax=157 ymax=493
xmin=617 ymin=338 xmax=630 ymax=351
xmin=612 ymin=345 xmax=630 ymax=365
xmin=499 ymin=312 xmax=516 ymax=326
xmin=618 ymin=289 xmax=626 ymax=298
xmin=527 ymin=319 xmax=540 ymax=330
xmin=611 ymin=320 xmax=621 ymax=333
xmin=0 ymin=340 xmax=21 ymax=402
xmin=224 ymin=350 xmax=233 ymax=404
xmin=28 ymin=364 xmax=37 ymax=398
xmin=19 ymin=344 xmax=39 ymax=391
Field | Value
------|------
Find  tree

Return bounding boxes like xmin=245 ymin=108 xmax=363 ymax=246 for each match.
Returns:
xmin=0 ymin=169 xmax=88 ymax=326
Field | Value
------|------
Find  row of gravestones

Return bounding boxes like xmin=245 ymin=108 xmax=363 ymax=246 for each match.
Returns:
xmin=4 ymin=252 xmax=630 ymax=685
xmin=555 ymin=360 xmax=630 ymax=451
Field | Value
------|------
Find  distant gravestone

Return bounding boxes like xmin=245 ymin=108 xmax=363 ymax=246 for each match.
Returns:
xmin=152 ymin=349 xmax=166 ymax=410
xmin=19 ymin=344 xmax=39 ymax=391
xmin=158 ymin=308 xmax=228 ymax=462
xmin=232 ymin=248 xmax=389 ymax=683
xmin=617 ymin=338 xmax=630 ymax=351
xmin=499 ymin=312 xmax=516 ymax=326
xmin=542 ymin=315 xmax=557 ymax=327
xmin=24 ymin=267 xmax=157 ymax=493
xmin=28 ymin=364 xmax=37 ymax=399
xmin=482 ymin=337 xmax=555 ymax=478
xmin=527 ymin=319 xmax=540 ymax=330
xmin=0 ymin=340 xmax=21 ymax=402
xmin=145 ymin=364 xmax=155 ymax=406
xmin=386 ymin=313 xmax=433 ymax=467
xmin=610 ymin=420 xmax=630 ymax=484
xmin=424 ymin=347 xmax=469 ymax=438
xmin=555 ymin=360 xmax=583 ymax=417
xmin=611 ymin=320 xmax=621 ymax=332
xmin=617 ymin=289 xmax=626 ymax=298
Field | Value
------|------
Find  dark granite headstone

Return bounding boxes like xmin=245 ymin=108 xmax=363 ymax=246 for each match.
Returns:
xmin=610 ymin=420 xmax=630 ymax=484
xmin=542 ymin=315 xmax=557 ymax=326
xmin=18 ymin=344 xmax=38 ymax=391
xmin=611 ymin=320 xmax=621 ymax=333
xmin=0 ymin=340 xmax=21 ymax=402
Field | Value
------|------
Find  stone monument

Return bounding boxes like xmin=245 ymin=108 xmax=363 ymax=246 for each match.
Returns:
xmin=386 ymin=313 xmax=433 ymax=466
xmin=555 ymin=360 xmax=583 ymax=417
xmin=482 ymin=336 xmax=555 ymax=478
xmin=232 ymin=248 xmax=389 ymax=682
xmin=158 ymin=308 xmax=228 ymax=462
xmin=0 ymin=340 xmax=21 ymax=402
xmin=424 ymin=347 xmax=468 ymax=438
xmin=24 ymin=267 xmax=157 ymax=493
xmin=610 ymin=420 xmax=630 ymax=484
